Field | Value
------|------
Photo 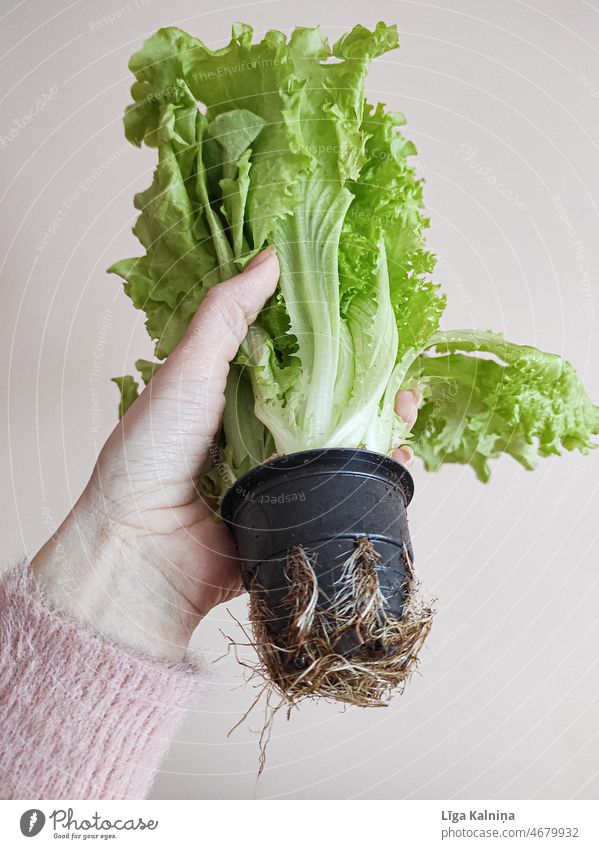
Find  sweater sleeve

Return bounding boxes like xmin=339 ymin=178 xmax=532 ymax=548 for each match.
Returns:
xmin=0 ymin=559 xmax=210 ymax=800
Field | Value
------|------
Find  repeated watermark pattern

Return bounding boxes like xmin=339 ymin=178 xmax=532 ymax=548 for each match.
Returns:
xmin=437 ymin=256 xmax=471 ymax=307
xmin=88 ymin=0 xmax=155 ymax=31
xmin=208 ymin=441 xmax=235 ymax=489
xmin=0 ymin=85 xmax=58 ymax=149
xmin=577 ymin=72 xmax=599 ymax=101
xmin=455 ymin=143 xmax=528 ymax=211
xmin=551 ymin=194 xmax=595 ymax=322
xmin=193 ymin=57 xmax=283 ymax=85
xmin=147 ymin=58 xmax=284 ymax=103
xmin=493 ymin=468 xmax=526 ymax=514
xmin=233 ymin=484 xmax=306 ymax=505
xmin=90 ymin=310 xmax=114 ymax=434
xmin=36 ymin=146 xmax=130 ymax=253
xmin=40 ymin=505 xmax=76 ymax=597
xmin=538 ymin=462 xmax=583 ymax=535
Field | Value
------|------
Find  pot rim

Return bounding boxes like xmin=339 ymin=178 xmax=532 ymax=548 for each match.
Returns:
xmin=221 ymin=447 xmax=414 ymax=527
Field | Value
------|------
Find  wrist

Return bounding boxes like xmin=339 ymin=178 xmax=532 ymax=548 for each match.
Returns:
xmin=30 ymin=484 xmax=199 ymax=663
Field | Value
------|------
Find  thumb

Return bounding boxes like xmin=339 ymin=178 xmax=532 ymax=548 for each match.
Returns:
xmin=170 ymin=248 xmax=279 ymax=378
xmin=159 ymin=247 xmax=279 ymax=390
xmin=110 ymin=249 xmax=279 ymax=490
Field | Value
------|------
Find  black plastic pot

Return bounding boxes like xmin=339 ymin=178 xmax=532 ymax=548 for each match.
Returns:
xmin=221 ymin=448 xmax=415 ymax=653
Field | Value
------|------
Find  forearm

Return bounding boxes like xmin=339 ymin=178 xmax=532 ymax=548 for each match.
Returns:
xmin=30 ymin=483 xmax=199 ymax=664
xmin=0 ymin=558 xmax=208 ymax=799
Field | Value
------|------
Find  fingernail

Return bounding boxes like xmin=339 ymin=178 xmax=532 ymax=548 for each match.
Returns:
xmin=401 ymin=445 xmax=415 ymax=466
xmin=245 ymin=246 xmax=275 ymax=270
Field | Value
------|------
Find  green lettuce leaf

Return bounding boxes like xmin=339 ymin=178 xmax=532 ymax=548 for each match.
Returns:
xmin=111 ymin=375 xmax=139 ymax=417
xmin=407 ymin=331 xmax=599 ymax=481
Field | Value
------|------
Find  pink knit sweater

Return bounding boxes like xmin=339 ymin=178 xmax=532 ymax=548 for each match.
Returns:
xmin=0 ymin=560 xmax=208 ymax=800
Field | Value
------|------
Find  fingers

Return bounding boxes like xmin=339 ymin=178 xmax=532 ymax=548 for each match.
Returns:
xmin=150 ymin=245 xmax=279 ymax=428
xmin=393 ymin=388 xmax=422 ymax=466
xmin=392 ymin=445 xmax=414 ymax=465
xmin=164 ymin=247 xmax=280 ymax=387
xmin=106 ymin=249 xmax=280 ymax=497
xmin=394 ymin=389 xmax=421 ymax=429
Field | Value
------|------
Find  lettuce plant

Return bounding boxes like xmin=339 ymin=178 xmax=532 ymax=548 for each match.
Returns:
xmin=111 ymin=22 xmax=599 ymax=494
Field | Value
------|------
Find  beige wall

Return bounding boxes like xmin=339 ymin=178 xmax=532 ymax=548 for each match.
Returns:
xmin=2 ymin=0 xmax=598 ymax=799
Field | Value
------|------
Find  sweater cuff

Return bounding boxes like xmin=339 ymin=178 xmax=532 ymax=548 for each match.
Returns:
xmin=0 ymin=559 xmax=210 ymax=800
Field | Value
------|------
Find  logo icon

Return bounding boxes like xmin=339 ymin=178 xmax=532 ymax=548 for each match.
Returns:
xmin=19 ymin=809 xmax=45 ymax=837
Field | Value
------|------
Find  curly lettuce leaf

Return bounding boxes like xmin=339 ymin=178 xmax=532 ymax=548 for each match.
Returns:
xmin=341 ymin=103 xmax=444 ymax=361
xmin=407 ymin=331 xmax=599 ymax=481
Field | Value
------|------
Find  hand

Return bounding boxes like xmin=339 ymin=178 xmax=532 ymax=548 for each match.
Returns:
xmin=31 ymin=249 xmax=421 ymax=662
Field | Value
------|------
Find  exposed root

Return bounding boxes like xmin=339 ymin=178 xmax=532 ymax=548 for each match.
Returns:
xmin=226 ymin=537 xmax=434 ymax=775
xmin=248 ymin=537 xmax=434 ymax=706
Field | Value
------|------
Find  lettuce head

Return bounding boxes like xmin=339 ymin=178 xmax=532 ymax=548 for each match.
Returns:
xmin=109 ymin=22 xmax=599 ymax=495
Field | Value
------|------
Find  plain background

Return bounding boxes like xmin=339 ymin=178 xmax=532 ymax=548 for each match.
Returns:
xmin=2 ymin=0 xmax=599 ymax=799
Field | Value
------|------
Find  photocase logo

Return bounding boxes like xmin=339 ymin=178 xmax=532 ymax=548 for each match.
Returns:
xmin=19 ymin=809 xmax=46 ymax=837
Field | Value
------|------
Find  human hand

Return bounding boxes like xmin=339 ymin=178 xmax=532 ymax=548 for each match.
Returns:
xmin=31 ymin=249 xmax=421 ymax=662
